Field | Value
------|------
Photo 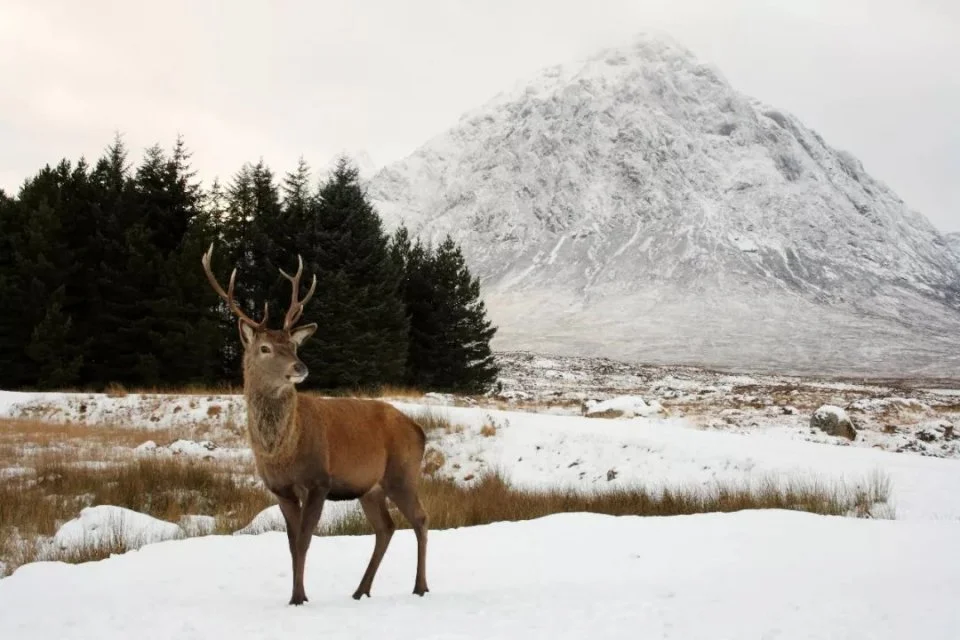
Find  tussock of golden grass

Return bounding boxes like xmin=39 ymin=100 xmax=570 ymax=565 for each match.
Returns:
xmin=323 ymin=470 xmax=894 ymax=537
xmin=421 ymin=447 xmax=446 ymax=475
xmin=479 ymin=422 xmax=497 ymax=437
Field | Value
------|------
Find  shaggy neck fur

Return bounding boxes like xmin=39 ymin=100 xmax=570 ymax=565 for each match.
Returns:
xmin=245 ymin=380 xmax=299 ymax=459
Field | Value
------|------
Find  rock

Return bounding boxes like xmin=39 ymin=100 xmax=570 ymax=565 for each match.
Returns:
xmin=810 ymin=405 xmax=857 ymax=440
xmin=916 ymin=421 xmax=956 ymax=443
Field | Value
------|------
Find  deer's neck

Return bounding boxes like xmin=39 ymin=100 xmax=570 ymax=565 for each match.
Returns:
xmin=245 ymin=385 xmax=298 ymax=457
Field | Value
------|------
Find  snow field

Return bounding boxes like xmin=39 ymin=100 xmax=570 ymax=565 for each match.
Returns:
xmin=1 ymin=510 xmax=958 ymax=639
xmin=2 ymin=386 xmax=959 ymax=637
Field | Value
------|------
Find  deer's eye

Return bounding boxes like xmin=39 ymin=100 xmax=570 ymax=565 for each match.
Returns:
xmin=259 ymin=345 xmax=271 ymax=354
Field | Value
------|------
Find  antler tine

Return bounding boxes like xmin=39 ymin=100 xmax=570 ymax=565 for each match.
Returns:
xmin=279 ymin=254 xmax=317 ymax=330
xmin=201 ymin=242 xmax=268 ymax=329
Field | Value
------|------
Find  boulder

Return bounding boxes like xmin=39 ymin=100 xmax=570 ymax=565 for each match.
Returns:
xmin=811 ymin=405 xmax=857 ymax=440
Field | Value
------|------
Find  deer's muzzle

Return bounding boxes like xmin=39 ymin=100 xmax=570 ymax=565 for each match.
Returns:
xmin=288 ymin=362 xmax=309 ymax=384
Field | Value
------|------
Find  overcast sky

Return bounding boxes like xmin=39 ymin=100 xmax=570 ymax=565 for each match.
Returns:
xmin=1 ymin=0 xmax=957 ymax=231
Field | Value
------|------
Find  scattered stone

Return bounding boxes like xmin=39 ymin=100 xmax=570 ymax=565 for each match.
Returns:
xmin=810 ymin=405 xmax=857 ymax=440
xmin=606 ymin=469 xmax=618 ymax=481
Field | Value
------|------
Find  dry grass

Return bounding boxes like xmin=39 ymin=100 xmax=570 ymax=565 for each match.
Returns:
xmin=374 ymin=385 xmax=426 ymax=399
xmin=1 ymin=408 xmax=896 ymax=578
xmin=324 ymin=469 xmax=894 ymax=537
xmin=479 ymin=422 xmax=498 ymax=437
xmin=405 ymin=407 xmax=463 ymax=436
xmin=104 ymin=382 xmax=128 ymax=398
xmin=0 ymin=419 xmax=181 ymax=450
xmin=0 ymin=450 xmax=272 ymax=576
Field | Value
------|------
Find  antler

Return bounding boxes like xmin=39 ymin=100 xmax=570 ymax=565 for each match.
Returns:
xmin=201 ymin=243 xmax=270 ymax=329
xmin=279 ymin=254 xmax=317 ymax=330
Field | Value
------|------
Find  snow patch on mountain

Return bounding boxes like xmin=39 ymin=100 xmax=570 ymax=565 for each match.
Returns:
xmin=367 ymin=32 xmax=960 ymax=377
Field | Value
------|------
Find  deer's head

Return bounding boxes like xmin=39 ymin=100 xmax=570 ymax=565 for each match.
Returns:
xmin=202 ymin=243 xmax=318 ymax=392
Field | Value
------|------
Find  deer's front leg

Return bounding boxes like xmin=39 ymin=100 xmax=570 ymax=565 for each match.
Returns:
xmin=274 ymin=487 xmax=306 ymax=605
xmin=290 ymin=487 xmax=327 ymax=605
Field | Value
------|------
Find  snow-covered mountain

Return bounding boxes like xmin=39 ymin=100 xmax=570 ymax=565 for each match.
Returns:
xmin=947 ymin=232 xmax=960 ymax=264
xmin=367 ymin=33 xmax=960 ymax=377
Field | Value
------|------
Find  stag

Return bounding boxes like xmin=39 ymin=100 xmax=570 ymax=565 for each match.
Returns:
xmin=202 ymin=243 xmax=429 ymax=605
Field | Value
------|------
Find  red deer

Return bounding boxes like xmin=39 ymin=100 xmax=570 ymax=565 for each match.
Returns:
xmin=201 ymin=243 xmax=429 ymax=605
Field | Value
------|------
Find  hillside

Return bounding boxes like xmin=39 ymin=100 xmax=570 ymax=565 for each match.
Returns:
xmin=367 ymin=33 xmax=960 ymax=377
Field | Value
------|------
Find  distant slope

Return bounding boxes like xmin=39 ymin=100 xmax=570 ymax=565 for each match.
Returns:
xmin=368 ymin=33 xmax=960 ymax=377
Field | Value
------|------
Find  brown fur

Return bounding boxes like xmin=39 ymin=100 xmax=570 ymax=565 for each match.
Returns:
xmin=202 ymin=245 xmax=429 ymax=606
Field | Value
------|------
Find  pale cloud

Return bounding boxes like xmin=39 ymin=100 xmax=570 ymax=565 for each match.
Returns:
xmin=1 ymin=0 xmax=957 ymax=231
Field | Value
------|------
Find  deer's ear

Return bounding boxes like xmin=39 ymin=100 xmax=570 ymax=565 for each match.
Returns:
xmin=238 ymin=321 xmax=257 ymax=347
xmin=290 ymin=323 xmax=317 ymax=346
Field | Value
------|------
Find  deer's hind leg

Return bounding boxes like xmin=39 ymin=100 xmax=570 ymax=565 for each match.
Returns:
xmin=352 ymin=485 xmax=396 ymax=599
xmin=384 ymin=475 xmax=429 ymax=596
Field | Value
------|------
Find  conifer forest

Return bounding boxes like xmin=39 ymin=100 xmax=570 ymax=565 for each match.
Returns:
xmin=0 ymin=135 xmax=499 ymax=394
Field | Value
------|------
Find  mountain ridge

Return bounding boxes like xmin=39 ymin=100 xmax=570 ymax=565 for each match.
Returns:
xmin=366 ymin=33 xmax=960 ymax=377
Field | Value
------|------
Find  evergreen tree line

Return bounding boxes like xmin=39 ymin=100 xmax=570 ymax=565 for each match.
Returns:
xmin=0 ymin=135 xmax=498 ymax=393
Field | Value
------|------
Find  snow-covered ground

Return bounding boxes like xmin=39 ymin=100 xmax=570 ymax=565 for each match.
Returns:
xmin=400 ymin=401 xmax=959 ymax=522
xmin=2 ymin=511 xmax=958 ymax=639
xmin=2 ymin=379 xmax=960 ymax=637
xmin=2 ymin=383 xmax=959 ymax=521
xmin=491 ymin=351 xmax=960 ymax=459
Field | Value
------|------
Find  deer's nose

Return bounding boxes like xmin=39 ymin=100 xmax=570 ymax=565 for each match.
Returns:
xmin=292 ymin=362 xmax=308 ymax=378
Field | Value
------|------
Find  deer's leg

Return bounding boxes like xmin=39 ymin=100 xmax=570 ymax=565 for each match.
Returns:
xmin=273 ymin=487 xmax=303 ymax=604
xmin=352 ymin=486 xmax=395 ymax=600
xmin=386 ymin=481 xmax=429 ymax=596
xmin=290 ymin=487 xmax=327 ymax=606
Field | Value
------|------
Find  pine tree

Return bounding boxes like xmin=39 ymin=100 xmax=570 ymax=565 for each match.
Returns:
xmin=392 ymin=228 xmax=499 ymax=394
xmin=0 ymin=188 xmax=27 ymax=388
xmin=129 ymin=137 xmax=219 ymax=386
xmin=5 ymin=164 xmax=87 ymax=389
xmin=295 ymin=156 xmax=409 ymax=389
xmin=282 ymin=156 xmax=313 ymax=228
xmin=25 ymin=284 xmax=84 ymax=388
xmin=86 ymin=134 xmax=142 ymax=386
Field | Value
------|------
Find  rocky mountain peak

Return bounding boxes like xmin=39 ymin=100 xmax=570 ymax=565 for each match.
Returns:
xmin=367 ymin=34 xmax=960 ymax=377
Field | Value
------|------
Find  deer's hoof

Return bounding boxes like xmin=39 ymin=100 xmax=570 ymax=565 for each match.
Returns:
xmin=289 ymin=593 xmax=308 ymax=606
